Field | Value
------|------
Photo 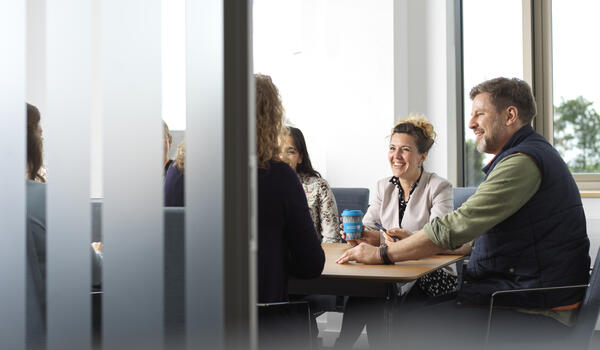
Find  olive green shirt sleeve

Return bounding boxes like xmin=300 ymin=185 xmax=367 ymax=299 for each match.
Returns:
xmin=424 ymin=153 xmax=542 ymax=250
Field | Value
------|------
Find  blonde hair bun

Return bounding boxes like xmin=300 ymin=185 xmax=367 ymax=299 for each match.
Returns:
xmin=402 ymin=114 xmax=436 ymax=141
xmin=391 ymin=114 xmax=436 ymax=154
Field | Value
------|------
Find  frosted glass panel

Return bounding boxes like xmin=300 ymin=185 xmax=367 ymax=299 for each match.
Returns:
xmin=186 ymin=0 xmax=224 ymax=348
xmin=101 ymin=0 xmax=164 ymax=348
xmin=45 ymin=0 xmax=92 ymax=348
xmin=0 ymin=1 xmax=26 ymax=349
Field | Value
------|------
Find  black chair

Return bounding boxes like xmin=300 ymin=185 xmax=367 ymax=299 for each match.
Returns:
xmin=485 ymin=247 xmax=600 ymax=350
xmin=331 ymin=187 xmax=370 ymax=217
xmin=87 ymin=203 xmax=187 ymax=349
xmin=258 ymin=301 xmax=313 ymax=350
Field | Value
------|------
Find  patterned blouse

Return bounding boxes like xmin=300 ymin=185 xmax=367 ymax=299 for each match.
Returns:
xmin=298 ymin=174 xmax=342 ymax=243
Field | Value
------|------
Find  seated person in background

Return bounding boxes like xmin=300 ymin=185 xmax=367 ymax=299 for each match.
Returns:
xmin=255 ymin=74 xmax=325 ymax=349
xmin=164 ymin=140 xmax=185 ymax=207
xmin=335 ymin=115 xmax=471 ymax=349
xmin=163 ymin=121 xmax=173 ymax=175
xmin=283 ymin=126 xmax=341 ymax=243
xmin=25 ymin=103 xmax=103 ymax=346
xmin=337 ymin=78 xmax=590 ymax=350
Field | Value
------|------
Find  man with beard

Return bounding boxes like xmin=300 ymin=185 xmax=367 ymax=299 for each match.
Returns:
xmin=337 ymin=78 xmax=590 ymax=350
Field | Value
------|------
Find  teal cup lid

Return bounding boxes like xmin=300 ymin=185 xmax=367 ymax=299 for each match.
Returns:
xmin=342 ymin=209 xmax=364 ymax=217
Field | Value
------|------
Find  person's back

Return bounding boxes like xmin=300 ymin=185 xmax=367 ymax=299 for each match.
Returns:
xmin=164 ymin=164 xmax=184 ymax=207
xmin=164 ymin=140 xmax=185 ymax=207
xmin=258 ymin=160 xmax=324 ymax=303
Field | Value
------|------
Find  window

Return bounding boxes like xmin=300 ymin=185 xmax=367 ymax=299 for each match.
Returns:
xmin=552 ymin=0 xmax=600 ymax=176
xmin=527 ymin=0 xmax=600 ymax=191
xmin=461 ymin=0 xmax=523 ymax=186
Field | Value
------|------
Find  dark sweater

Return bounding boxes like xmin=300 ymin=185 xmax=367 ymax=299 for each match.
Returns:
xmin=258 ymin=160 xmax=325 ymax=303
xmin=164 ymin=164 xmax=184 ymax=207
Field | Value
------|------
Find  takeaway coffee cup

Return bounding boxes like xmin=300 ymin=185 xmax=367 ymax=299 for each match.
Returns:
xmin=341 ymin=209 xmax=364 ymax=240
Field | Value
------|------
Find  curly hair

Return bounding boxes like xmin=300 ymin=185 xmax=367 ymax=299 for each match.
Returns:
xmin=27 ymin=103 xmax=45 ymax=182
xmin=173 ymin=139 xmax=185 ymax=171
xmin=255 ymin=74 xmax=288 ymax=169
xmin=391 ymin=114 xmax=436 ymax=154
xmin=163 ymin=120 xmax=173 ymax=149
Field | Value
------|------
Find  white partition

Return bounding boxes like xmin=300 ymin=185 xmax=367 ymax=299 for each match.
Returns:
xmin=185 ymin=0 xmax=224 ymax=348
xmin=101 ymin=0 xmax=164 ymax=348
xmin=0 ymin=2 xmax=26 ymax=349
xmin=45 ymin=0 xmax=92 ymax=348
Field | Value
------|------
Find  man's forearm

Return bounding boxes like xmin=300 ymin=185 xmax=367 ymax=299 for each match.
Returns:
xmin=387 ymin=230 xmax=445 ymax=262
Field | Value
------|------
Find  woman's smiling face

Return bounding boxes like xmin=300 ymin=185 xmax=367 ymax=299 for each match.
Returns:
xmin=388 ymin=133 xmax=425 ymax=178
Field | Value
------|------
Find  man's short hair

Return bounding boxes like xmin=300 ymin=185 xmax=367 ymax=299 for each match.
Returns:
xmin=469 ymin=77 xmax=537 ymax=125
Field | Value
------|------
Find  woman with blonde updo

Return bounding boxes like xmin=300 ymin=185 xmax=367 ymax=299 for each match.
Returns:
xmin=335 ymin=115 xmax=471 ymax=349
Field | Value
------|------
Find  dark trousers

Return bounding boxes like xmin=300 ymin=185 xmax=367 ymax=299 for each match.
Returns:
xmin=336 ymin=286 xmax=575 ymax=350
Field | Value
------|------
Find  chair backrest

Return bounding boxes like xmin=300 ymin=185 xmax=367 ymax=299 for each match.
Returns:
xmin=331 ymin=187 xmax=370 ymax=217
xmin=453 ymin=187 xmax=477 ymax=210
xmin=572 ymin=247 xmax=600 ymax=349
xmin=87 ymin=201 xmax=186 ymax=347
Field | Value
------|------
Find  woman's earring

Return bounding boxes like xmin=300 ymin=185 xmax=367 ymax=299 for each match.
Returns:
xmin=417 ymin=164 xmax=422 ymax=169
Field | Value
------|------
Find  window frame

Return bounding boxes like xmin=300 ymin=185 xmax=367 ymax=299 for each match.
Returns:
xmin=458 ymin=0 xmax=600 ymax=193
xmin=529 ymin=0 xmax=600 ymax=193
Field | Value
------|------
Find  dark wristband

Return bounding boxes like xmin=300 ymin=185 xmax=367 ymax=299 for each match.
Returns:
xmin=379 ymin=244 xmax=394 ymax=265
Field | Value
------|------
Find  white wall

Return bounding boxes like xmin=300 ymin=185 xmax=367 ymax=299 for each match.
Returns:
xmin=254 ymin=0 xmax=394 ymax=203
xmin=583 ymin=198 xmax=600 ymax=264
xmin=583 ymin=198 xmax=600 ymax=329
xmin=394 ymin=0 xmax=458 ymax=185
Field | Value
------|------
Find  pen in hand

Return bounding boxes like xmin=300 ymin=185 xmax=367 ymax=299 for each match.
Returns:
xmin=375 ymin=223 xmax=400 ymax=242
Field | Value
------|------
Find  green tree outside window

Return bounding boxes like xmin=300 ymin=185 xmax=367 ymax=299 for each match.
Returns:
xmin=554 ymin=96 xmax=600 ymax=173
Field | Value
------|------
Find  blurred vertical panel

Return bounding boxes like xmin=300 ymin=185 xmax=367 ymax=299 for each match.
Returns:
xmin=0 ymin=1 xmax=26 ymax=349
xmin=45 ymin=0 xmax=92 ymax=349
xmin=185 ymin=0 xmax=224 ymax=348
xmin=101 ymin=0 xmax=164 ymax=349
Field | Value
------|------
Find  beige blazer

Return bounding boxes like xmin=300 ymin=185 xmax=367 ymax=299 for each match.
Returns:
xmin=363 ymin=171 xmax=453 ymax=235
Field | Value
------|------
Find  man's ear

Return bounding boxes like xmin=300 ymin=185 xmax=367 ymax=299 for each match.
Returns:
xmin=505 ymin=106 xmax=520 ymax=126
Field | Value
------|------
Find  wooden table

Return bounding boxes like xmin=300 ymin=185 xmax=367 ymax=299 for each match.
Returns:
xmin=289 ymin=243 xmax=464 ymax=298
xmin=289 ymin=243 xmax=465 ymax=345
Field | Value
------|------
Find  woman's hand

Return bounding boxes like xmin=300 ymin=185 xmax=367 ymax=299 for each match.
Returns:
xmin=384 ymin=228 xmax=412 ymax=244
xmin=339 ymin=221 xmax=380 ymax=247
xmin=336 ymin=242 xmax=382 ymax=264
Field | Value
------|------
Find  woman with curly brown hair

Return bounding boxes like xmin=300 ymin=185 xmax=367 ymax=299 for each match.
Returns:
xmin=255 ymin=74 xmax=324 ymax=303
xmin=255 ymin=74 xmax=324 ymax=350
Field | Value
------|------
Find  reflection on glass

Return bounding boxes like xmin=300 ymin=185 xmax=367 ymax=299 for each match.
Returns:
xmin=552 ymin=0 xmax=600 ymax=174
xmin=462 ymin=0 xmax=523 ymax=186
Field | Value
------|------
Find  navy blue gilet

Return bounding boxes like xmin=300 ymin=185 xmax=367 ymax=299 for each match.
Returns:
xmin=457 ymin=125 xmax=590 ymax=308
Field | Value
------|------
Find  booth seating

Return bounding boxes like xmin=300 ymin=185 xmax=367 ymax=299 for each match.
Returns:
xmin=89 ymin=204 xmax=187 ymax=348
xmin=453 ymin=187 xmax=477 ymax=209
xmin=452 ymin=187 xmax=476 ymax=288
